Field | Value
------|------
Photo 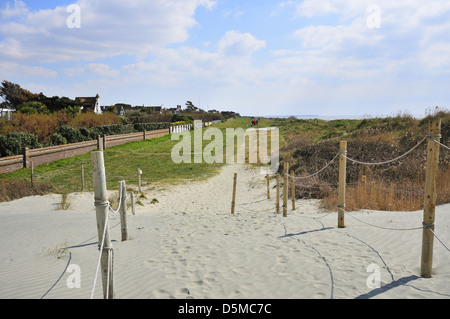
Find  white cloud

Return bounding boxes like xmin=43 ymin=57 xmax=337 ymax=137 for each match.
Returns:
xmin=217 ymin=30 xmax=266 ymax=57
xmin=0 ymin=0 xmax=28 ymax=19
xmin=0 ymin=0 xmax=216 ymax=62
xmin=0 ymin=61 xmax=58 ymax=78
xmin=64 ymin=63 xmax=120 ymax=77
xmin=295 ymin=0 xmax=339 ymax=18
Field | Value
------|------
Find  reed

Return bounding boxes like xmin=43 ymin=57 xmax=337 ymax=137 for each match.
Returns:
xmin=321 ymin=165 xmax=450 ymax=212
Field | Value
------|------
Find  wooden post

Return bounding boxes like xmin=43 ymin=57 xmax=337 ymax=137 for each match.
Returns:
xmin=23 ymin=147 xmax=29 ymax=168
xmin=81 ymin=165 xmax=85 ymax=192
xmin=97 ymin=135 xmax=102 ymax=150
xmin=102 ymin=134 xmax=107 ymax=150
xmin=131 ymin=192 xmax=135 ymax=215
xmin=266 ymin=174 xmax=270 ymax=199
xmin=30 ymin=161 xmax=34 ymax=186
xmin=276 ymin=174 xmax=280 ymax=214
xmin=138 ymin=168 xmax=142 ymax=192
xmin=231 ymin=173 xmax=237 ymax=214
xmin=120 ymin=181 xmax=129 ymax=241
xmin=338 ymin=141 xmax=347 ymax=228
xmin=91 ymin=151 xmax=115 ymax=299
xmin=283 ymin=163 xmax=288 ymax=217
xmin=421 ymin=118 xmax=441 ymax=278
xmin=291 ymin=170 xmax=296 ymax=210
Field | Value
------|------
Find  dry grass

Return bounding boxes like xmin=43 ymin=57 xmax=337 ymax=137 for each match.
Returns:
xmin=0 ymin=179 xmax=56 ymax=202
xmin=320 ymin=165 xmax=450 ymax=212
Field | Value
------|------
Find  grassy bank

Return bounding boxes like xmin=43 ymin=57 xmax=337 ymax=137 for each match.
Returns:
xmin=0 ymin=130 xmax=224 ymax=201
xmin=275 ymin=110 xmax=450 ymax=211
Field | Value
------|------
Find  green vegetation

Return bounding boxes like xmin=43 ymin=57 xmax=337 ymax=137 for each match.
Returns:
xmin=0 ymin=129 xmax=225 ymax=200
xmin=1 ymin=110 xmax=449 ymax=213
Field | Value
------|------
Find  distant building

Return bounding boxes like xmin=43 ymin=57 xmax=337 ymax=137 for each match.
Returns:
xmin=0 ymin=108 xmax=14 ymax=120
xmin=166 ymin=105 xmax=182 ymax=114
xmin=76 ymin=94 xmax=102 ymax=114
xmin=116 ymin=105 xmax=163 ymax=116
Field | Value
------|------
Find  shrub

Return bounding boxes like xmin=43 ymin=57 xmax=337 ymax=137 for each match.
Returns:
xmin=9 ymin=113 xmax=59 ymax=142
xmin=57 ymin=125 xmax=88 ymax=143
xmin=49 ymin=133 xmax=68 ymax=146
xmin=17 ymin=101 xmax=49 ymax=114
xmin=69 ymin=112 xmax=122 ymax=128
xmin=0 ymin=131 xmax=41 ymax=157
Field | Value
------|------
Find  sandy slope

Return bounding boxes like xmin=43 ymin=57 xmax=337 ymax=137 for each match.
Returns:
xmin=0 ymin=163 xmax=449 ymax=299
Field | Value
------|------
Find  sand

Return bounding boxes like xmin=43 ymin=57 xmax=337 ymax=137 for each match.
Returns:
xmin=0 ymin=163 xmax=449 ymax=299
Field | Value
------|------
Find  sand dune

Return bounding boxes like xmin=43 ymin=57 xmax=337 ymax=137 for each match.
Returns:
xmin=0 ymin=163 xmax=449 ymax=299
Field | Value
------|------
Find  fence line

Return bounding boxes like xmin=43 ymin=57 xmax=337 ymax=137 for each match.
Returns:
xmin=341 ymin=135 xmax=429 ymax=166
xmin=230 ymin=118 xmax=448 ymax=279
xmin=291 ymin=153 xmax=339 ymax=180
xmin=429 ymin=138 xmax=450 ymax=151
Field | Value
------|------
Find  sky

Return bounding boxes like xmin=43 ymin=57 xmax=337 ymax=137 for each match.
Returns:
xmin=0 ymin=0 xmax=449 ymax=117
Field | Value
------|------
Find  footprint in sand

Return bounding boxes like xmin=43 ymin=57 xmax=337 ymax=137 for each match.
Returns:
xmin=271 ymin=255 xmax=288 ymax=274
xmin=152 ymin=289 xmax=173 ymax=298
xmin=175 ymin=287 xmax=193 ymax=299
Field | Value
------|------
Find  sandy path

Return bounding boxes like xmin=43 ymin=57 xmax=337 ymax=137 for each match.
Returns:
xmin=0 ymin=163 xmax=449 ymax=299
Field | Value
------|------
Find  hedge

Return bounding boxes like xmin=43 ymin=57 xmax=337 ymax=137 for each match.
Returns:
xmin=0 ymin=131 xmax=41 ymax=157
xmin=0 ymin=122 xmax=170 ymax=157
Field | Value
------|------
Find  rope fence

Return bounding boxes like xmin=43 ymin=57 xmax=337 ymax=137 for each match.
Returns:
xmin=230 ymin=118 xmax=449 ymax=279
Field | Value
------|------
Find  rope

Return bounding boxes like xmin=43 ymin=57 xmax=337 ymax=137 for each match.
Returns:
xmin=108 ymin=185 xmax=123 ymax=215
xmin=236 ymin=204 xmax=275 ymax=213
xmin=428 ymin=228 xmax=450 ymax=253
xmin=429 ymin=138 xmax=450 ymax=151
xmin=291 ymin=153 xmax=339 ymax=180
xmin=90 ymin=209 xmax=112 ymax=299
xmin=344 ymin=210 xmax=424 ymax=231
xmin=342 ymin=136 xmax=428 ymax=166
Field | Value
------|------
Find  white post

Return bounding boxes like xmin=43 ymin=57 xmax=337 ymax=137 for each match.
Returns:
xmin=91 ymin=151 xmax=115 ymax=299
xmin=138 ymin=168 xmax=142 ymax=192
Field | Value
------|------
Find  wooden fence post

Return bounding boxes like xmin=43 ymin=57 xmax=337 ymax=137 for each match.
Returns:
xmin=81 ymin=165 xmax=85 ymax=192
xmin=276 ymin=174 xmax=280 ymax=214
xmin=231 ymin=173 xmax=237 ymax=214
xmin=102 ymin=134 xmax=107 ymax=150
xmin=23 ymin=147 xmax=29 ymax=168
xmin=338 ymin=141 xmax=347 ymax=228
xmin=30 ymin=161 xmax=34 ymax=186
xmin=131 ymin=192 xmax=135 ymax=215
xmin=91 ymin=151 xmax=115 ymax=299
xmin=267 ymin=174 xmax=270 ymax=199
xmin=120 ymin=181 xmax=129 ymax=241
xmin=283 ymin=162 xmax=288 ymax=217
xmin=138 ymin=168 xmax=142 ymax=192
xmin=421 ymin=118 xmax=441 ymax=278
xmin=291 ymin=170 xmax=296 ymax=210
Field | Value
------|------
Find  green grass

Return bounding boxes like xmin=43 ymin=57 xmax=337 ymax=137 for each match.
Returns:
xmin=0 ymin=129 xmax=226 ymax=198
xmin=0 ymin=118 xmax=269 ymax=200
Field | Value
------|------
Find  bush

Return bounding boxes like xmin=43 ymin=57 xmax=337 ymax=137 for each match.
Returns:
xmin=49 ymin=133 xmax=68 ymax=146
xmin=69 ymin=112 xmax=122 ymax=128
xmin=133 ymin=122 xmax=170 ymax=132
xmin=10 ymin=113 xmax=59 ymax=142
xmin=0 ymin=131 xmax=41 ymax=157
xmin=57 ymin=125 xmax=88 ymax=144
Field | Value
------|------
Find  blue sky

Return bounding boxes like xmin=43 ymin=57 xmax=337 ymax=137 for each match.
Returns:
xmin=1 ymin=0 xmax=449 ymax=117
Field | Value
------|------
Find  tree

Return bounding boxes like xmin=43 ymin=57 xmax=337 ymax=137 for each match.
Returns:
xmin=0 ymin=80 xmax=38 ymax=109
xmin=185 ymin=101 xmax=198 ymax=112
xmin=16 ymin=101 xmax=49 ymax=114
